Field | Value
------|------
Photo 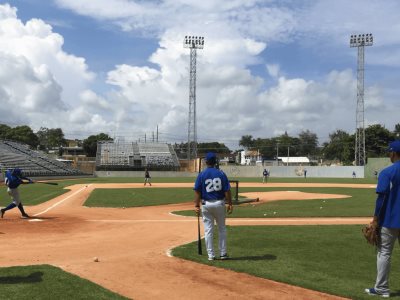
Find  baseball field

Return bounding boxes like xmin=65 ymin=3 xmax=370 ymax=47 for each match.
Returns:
xmin=0 ymin=177 xmax=398 ymax=300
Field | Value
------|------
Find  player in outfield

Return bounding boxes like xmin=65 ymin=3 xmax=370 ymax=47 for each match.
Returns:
xmin=194 ymin=152 xmax=233 ymax=261
xmin=1 ymin=168 xmax=32 ymax=219
xmin=144 ymin=168 xmax=152 ymax=186
xmin=365 ymin=140 xmax=400 ymax=298
xmin=263 ymin=169 xmax=269 ymax=183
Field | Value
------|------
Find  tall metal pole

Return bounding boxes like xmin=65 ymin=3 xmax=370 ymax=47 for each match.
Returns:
xmin=276 ymin=143 xmax=279 ymax=166
xmin=183 ymin=36 xmax=204 ymax=161
xmin=350 ymin=33 xmax=373 ymax=166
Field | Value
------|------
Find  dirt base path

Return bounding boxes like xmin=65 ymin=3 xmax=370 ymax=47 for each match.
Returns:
xmin=0 ymin=183 xmax=371 ymax=300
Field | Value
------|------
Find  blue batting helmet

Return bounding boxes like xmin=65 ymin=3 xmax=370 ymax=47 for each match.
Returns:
xmin=11 ymin=168 xmax=22 ymax=176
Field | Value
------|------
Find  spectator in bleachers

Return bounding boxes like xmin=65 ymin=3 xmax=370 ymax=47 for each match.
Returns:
xmin=144 ymin=168 xmax=152 ymax=186
xmin=1 ymin=168 xmax=32 ymax=219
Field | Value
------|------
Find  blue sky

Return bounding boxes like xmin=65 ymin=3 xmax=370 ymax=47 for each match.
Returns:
xmin=1 ymin=1 xmax=399 ymax=149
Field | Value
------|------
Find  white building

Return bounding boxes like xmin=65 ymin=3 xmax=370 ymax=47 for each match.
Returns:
xmin=240 ymin=150 xmax=262 ymax=165
xmin=278 ymin=156 xmax=310 ymax=166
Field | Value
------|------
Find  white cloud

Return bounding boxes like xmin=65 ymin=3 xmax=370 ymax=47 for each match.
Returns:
xmin=2 ymin=1 xmax=400 ymax=149
xmin=0 ymin=3 xmax=101 ymax=132
xmin=266 ymin=64 xmax=280 ymax=78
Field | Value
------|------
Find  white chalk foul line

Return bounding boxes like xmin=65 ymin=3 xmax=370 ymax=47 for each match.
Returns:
xmin=33 ymin=185 xmax=90 ymax=217
xmin=87 ymin=219 xmax=197 ymax=223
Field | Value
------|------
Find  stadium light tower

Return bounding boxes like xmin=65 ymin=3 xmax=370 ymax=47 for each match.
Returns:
xmin=350 ymin=33 xmax=373 ymax=166
xmin=183 ymin=35 xmax=204 ymax=161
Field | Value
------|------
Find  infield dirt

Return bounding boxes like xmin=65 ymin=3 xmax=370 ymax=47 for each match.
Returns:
xmin=0 ymin=182 xmax=372 ymax=299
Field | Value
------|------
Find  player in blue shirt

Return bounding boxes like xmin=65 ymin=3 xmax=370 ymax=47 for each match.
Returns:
xmin=365 ymin=140 xmax=400 ymax=298
xmin=1 ymin=168 xmax=32 ymax=219
xmin=194 ymin=152 xmax=233 ymax=261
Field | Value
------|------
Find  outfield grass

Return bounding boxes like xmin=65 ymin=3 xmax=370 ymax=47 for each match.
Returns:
xmin=174 ymin=187 xmax=376 ymax=218
xmin=172 ymin=225 xmax=400 ymax=299
xmin=0 ymin=177 xmax=377 ymax=215
xmin=85 ymin=188 xmax=193 ymax=207
xmin=230 ymin=177 xmax=378 ymax=184
xmin=0 ymin=264 xmax=128 ymax=300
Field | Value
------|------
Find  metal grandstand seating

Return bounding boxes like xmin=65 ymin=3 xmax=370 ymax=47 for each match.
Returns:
xmin=96 ymin=141 xmax=180 ymax=170
xmin=0 ymin=140 xmax=86 ymax=176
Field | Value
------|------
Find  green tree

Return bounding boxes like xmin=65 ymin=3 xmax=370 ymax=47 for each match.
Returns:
xmin=298 ymin=130 xmax=319 ymax=157
xmin=239 ymin=135 xmax=254 ymax=149
xmin=252 ymin=138 xmax=276 ymax=159
xmin=275 ymin=132 xmax=300 ymax=157
xmin=322 ymin=130 xmax=354 ymax=165
xmin=8 ymin=125 xmax=39 ymax=148
xmin=197 ymin=142 xmax=230 ymax=155
xmin=365 ymin=124 xmax=394 ymax=157
xmin=83 ymin=133 xmax=113 ymax=157
xmin=0 ymin=124 xmax=11 ymax=139
xmin=394 ymin=123 xmax=400 ymax=139
xmin=37 ymin=127 xmax=67 ymax=151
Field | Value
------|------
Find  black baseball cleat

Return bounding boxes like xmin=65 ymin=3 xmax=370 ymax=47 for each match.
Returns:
xmin=220 ymin=254 xmax=229 ymax=260
xmin=365 ymin=288 xmax=390 ymax=298
xmin=1 ymin=209 xmax=5 ymax=218
xmin=21 ymin=213 xmax=30 ymax=219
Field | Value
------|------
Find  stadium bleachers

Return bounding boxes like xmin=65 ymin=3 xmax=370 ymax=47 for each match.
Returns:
xmin=96 ymin=141 xmax=180 ymax=170
xmin=0 ymin=140 xmax=86 ymax=176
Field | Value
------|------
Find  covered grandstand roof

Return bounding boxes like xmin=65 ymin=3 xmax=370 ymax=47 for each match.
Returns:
xmin=278 ymin=157 xmax=310 ymax=163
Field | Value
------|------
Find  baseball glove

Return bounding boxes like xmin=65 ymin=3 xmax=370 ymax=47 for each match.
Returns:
xmin=362 ymin=224 xmax=380 ymax=246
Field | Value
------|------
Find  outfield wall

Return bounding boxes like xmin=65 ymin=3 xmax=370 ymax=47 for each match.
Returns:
xmin=220 ymin=165 xmax=365 ymax=178
xmin=95 ymin=166 xmax=365 ymax=178
xmin=95 ymin=171 xmax=196 ymax=178
xmin=365 ymin=157 xmax=391 ymax=178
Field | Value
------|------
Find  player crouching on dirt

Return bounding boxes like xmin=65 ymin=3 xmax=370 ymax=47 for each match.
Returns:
xmin=1 ymin=168 xmax=32 ymax=219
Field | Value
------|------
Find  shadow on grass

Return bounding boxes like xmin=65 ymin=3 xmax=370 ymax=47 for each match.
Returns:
xmin=0 ymin=271 xmax=43 ymax=284
xmin=390 ymin=290 xmax=400 ymax=297
xmin=229 ymin=254 xmax=277 ymax=261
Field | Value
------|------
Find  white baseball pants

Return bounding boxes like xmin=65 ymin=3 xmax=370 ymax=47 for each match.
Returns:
xmin=201 ymin=200 xmax=227 ymax=259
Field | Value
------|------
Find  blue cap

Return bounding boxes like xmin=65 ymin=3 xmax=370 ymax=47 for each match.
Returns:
xmin=387 ymin=140 xmax=400 ymax=152
xmin=205 ymin=152 xmax=217 ymax=162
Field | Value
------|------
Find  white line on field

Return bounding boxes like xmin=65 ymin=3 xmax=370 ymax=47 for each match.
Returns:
xmin=86 ymin=217 xmax=368 ymax=223
xmin=166 ymin=237 xmax=200 ymax=258
xmin=33 ymin=185 xmax=90 ymax=217
xmin=87 ymin=219 xmax=197 ymax=223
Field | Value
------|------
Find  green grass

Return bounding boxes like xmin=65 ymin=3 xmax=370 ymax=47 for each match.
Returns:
xmin=172 ymin=225 xmax=400 ymax=300
xmin=0 ymin=177 xmax=377 ymax=213
xmin=174 ymin=187 xmax=376 ymax=218
xmin=0 ymin=264 xmax=129 ymax=300
xmin=0 ymin=183 xmax=69 ymax=207
xmin=229 ymin=177 xmax=378 ymax=184
xmin=0 ymin=177 xmax=195 ymax=207
xmin=85 ymin=188 xmax=194 ymax=207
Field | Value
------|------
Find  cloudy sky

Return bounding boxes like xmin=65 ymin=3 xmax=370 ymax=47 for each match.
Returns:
xmin=1 ymin=0 xmax=399 ymax=149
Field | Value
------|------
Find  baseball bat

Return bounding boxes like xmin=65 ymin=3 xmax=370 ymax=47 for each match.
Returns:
xmin=197 ymin=213 xmax=202 ymax=255
xmin=36 ymin=181 xmax=58 ymax=186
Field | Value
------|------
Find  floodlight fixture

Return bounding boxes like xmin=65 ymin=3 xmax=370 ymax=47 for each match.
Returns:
xmin=350 ymin=33 xmax=373 ymax=47
xmin=183 ymin=36 xmax=205 ymax=49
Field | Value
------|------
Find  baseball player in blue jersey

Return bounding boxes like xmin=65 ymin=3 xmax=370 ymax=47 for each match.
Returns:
xmin=194 ymin=152 xmax=233 ymax=261
xmin=1 ymin=168 xmax=32 ymax=219
xmin=365 ymin=141 xmax=400 ymax=298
